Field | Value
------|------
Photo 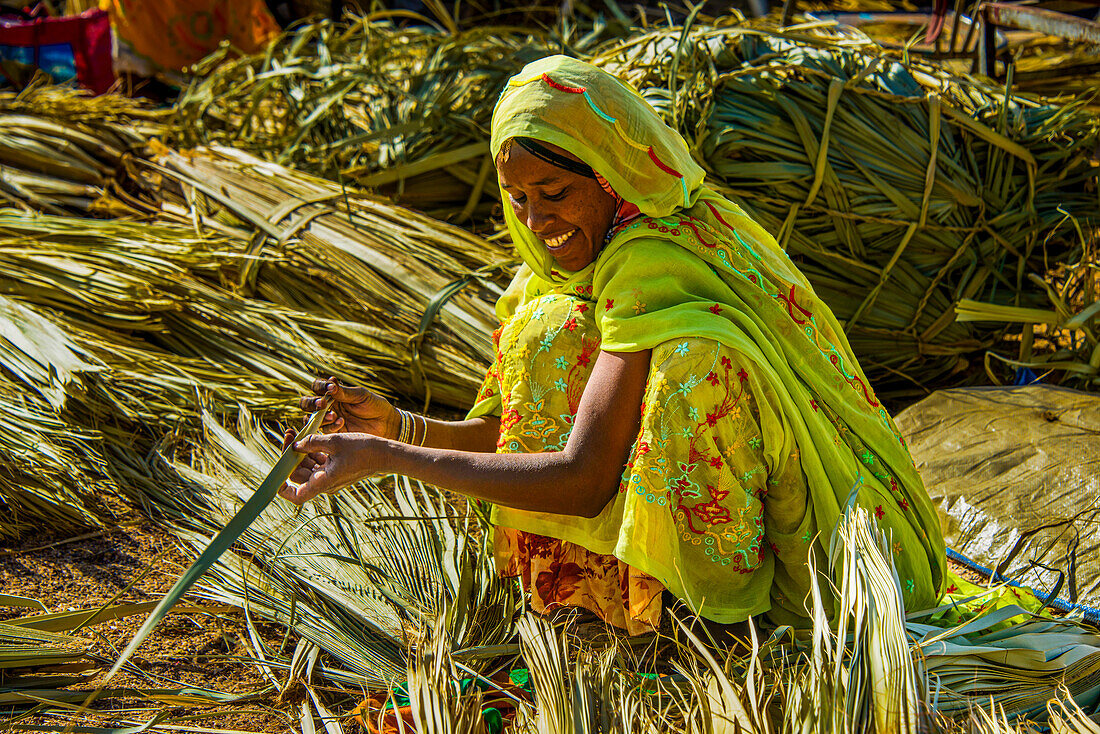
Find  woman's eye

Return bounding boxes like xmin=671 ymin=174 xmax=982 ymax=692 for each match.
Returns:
xmin=509 ymin=194 xmax=527 ymax=205
xmin=545 ymin=189 xmax=568 ymax=201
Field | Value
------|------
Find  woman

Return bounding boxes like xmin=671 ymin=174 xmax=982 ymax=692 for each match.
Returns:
xmin=281 ymin=55 xmax=946 ymax=635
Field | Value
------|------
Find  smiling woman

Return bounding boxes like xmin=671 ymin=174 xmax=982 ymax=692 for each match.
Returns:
xmin=496 ymin=139 xmax=619 ymax=271
xmin=282 ymin=56 xmax=946 ymax=637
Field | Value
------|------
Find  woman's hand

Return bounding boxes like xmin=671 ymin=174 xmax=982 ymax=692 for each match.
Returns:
xmin=279 ymin=432 xmax=382 ymax=505
xmin=299 ymin=377 xmax=399 ymax=438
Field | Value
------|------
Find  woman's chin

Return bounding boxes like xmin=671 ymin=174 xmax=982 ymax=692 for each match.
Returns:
xmin=547 ymin=244 xmax=596 ymax=271
xmin=551 ymin=255 xmax=590 ymax=271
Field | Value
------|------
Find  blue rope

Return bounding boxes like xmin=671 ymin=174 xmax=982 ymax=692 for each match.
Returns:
xmin=946 ymin=546 xmax=1100 ymax=625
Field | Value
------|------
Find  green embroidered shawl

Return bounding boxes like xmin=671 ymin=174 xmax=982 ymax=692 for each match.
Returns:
xmin=477 ymin=55 xmax=946 ymax=620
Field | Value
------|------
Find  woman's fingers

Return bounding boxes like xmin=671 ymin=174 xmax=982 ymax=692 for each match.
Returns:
xmin=279 ymin=469 xmax=330 ymax=505
xmin=282 ymin=445 xmax=332 ymax=500
xmin=279 ymin=431 xmax=372 ymax=505
xmin=329 ymin=381 xmax=371 ymax=405
xmin=282 ymin=428 xmax=310 ymax=491
xmin=304 ymin=411 xmax=343 ymax=429
xmin=302 ymin=377 xmax=337 ymax=411
xmin=300 ymin=378 xmax=377 ymax=414
xmin=293 ymin=434 xmax=331 ymax=454
xmin=320 ymin=418 xmax=345 ymax=434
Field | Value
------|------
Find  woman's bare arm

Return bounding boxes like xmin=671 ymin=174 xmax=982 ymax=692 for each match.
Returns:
xmin=280 ymin=349 xmax=651 ymax=518
xmin=417 ymin=415 xmax=501 ymax=453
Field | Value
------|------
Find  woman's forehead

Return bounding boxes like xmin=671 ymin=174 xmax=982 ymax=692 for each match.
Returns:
xmin=497 ymin=146 xmax=571 ymax=188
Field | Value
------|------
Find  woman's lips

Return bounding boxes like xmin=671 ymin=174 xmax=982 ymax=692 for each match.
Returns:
xmin=544 ymin=228 xmax=577 ymax=252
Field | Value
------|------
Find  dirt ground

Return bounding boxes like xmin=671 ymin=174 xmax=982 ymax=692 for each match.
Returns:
xmin=0 ymin=520 xmax=366 ymax=733
xmin=2 ymin=516 xmax=992 ymax=733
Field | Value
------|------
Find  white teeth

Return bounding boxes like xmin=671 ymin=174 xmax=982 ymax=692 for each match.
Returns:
xmin=545 ymin=229 xmax=576 ymax=248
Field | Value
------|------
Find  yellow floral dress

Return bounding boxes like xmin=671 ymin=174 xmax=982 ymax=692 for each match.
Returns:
xmin=477 ymin=290 xmax=813 ymax=634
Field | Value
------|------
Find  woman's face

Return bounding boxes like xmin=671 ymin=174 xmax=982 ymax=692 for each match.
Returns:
xmin=496 ymin=140 xmax=618 ymax=271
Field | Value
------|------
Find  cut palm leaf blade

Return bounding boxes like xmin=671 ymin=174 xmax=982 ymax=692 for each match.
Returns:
xmin=104 ymin=398 xmax=331 ymax=682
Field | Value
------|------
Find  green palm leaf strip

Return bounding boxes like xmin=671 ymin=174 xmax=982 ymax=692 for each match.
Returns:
xmin=102 ymin=396 xmax=332 ymax=683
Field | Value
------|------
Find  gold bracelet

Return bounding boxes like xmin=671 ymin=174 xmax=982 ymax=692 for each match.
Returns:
xmin=396 ymin=408 xmax=411 ymax=444
xmin=416 ymin=414 xmax=428 ymax=447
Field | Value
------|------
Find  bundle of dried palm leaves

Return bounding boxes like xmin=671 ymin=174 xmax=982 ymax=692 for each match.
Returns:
xmin=170 ymin=16 xmax=1099 ymax=403
xmin=0 ymin=79 xmax=164 ymax=216
xmin=170 ymin=21 xmax=561 ymax=223
xmin=0 ymin=292 xmax=113 ymax=538
xmin=595 ymin=21 xmax=1099 ymax=400
xmin=956 ymin=240 xmax=1100 ymax=386
xmin=0 ymin=209 xmax=338 ymax=533
xmin=0 ymin=147 xmax=514 ymax=533
xmin=146 ymin=145 xmax=516 ymax=409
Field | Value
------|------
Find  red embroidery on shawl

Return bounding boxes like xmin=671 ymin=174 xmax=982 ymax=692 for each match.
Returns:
xmin=776 ymin=284 xmax=814 ymax=325
xmin=704 ymin=200 xmax=736 ymax=231
xmin=542 ymin=74 xmax=584 ymax=94
xmin=646 ymin=146 xmax=682 ymax=178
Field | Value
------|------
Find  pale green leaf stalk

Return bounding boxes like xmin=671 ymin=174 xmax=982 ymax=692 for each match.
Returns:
xmin=102 ymin=396 xmax=332 ymax=683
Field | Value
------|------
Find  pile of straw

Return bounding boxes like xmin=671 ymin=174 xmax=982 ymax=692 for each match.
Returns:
xmin=149 ymin=145 xmax=516 ymax=408
xmin=0 ymin=139 xmax=515 ymax=535
xmin=171 ymin=21 xmax=559 ymax=223
xmin=0 ymin=80 xmax=164 ymax=216
xmin=597 ymin=20 xmax=1099 ymax=399
xmin=170 ymin=16 xmax=1100 ymax=401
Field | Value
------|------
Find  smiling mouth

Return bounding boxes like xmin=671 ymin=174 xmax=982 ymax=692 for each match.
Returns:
xmin=543 ymin=229 xmax=577 ymax=250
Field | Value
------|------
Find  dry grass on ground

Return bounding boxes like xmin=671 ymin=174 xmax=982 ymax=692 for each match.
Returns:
xmin=0 ymin=521 xmax=335 ymax=733
xmin=0 ymin=514 xmax=1004 ymax=733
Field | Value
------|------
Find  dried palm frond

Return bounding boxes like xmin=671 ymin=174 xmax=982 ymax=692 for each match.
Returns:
xmin=1047 ymin=691 xmax=1100 ymax=734
xmin=0 ymin=210 xmax=348 ymax=531
xmin=0 ymin=597 xmax=255 ymax=723
xmin=149 ymin=145 xmax=516 ymax=409
xmin=0 ymin=382 xmax=113 ymax=539
xmin=955 ymin=235 xmax=1099 ymax=386
xmin=0 ymin=619 xmax=92 ymax=671
xmin=0 ymin=159 xmax=512 ymax=533
xmin=0 ymin=211 xmax=341 ymax=434
xmin=405 ymin=620 xmax=488 ymax=734
xmin=828 ymin=499 xmax=920 ymax=734
xmin=170 ymin=20 xmax=558 ymax=222
xmin=0 ymin=78 xmax=164 ymax=216
xmin=101 ymin=399 xmax=332 ymax=686
xmin=1011 ymin=40 xmax=1100 ymax=104
xmin=912 ymin=609 xmax=1100 ymax=722
xmin=156 ymin=408 xmax=517 ymax=688
xmin=594 ymin=19 xmax=1100 ymax=403
xmin=0 ymin=290 xmax=115 ymax=537
xmin=517 ymin=613 xmax=575 ymax=734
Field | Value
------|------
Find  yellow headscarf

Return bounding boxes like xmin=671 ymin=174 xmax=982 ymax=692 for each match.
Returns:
xmin=491 ymin=55 xmax=705 ymax=283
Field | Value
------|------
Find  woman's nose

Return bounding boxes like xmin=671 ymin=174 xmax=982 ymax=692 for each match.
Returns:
xmin=525 ymin=203 xmax=552 ymax=233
